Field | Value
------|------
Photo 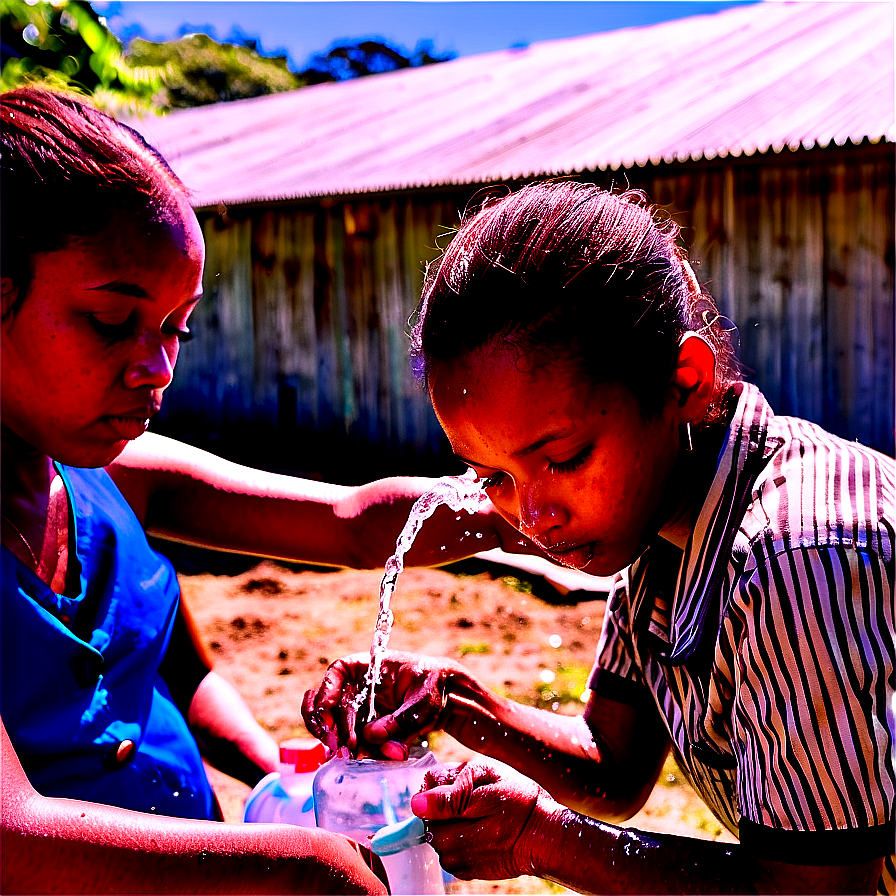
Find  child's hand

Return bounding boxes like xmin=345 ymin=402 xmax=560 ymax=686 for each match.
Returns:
xmin=410 ymin=760 xmax=556 ymax=882
xmin=302 ymin=651 xmax=464 ymax=758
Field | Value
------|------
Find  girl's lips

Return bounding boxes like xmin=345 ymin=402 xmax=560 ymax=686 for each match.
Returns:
xmin=540 ymin=541 xmax=597 ymax=570
xmin=102 ymin=415 xmax=150 ymax=440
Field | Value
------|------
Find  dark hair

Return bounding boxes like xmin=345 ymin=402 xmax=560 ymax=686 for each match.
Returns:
xmin=410 ymin=182 xmax=739 ymax=425
xmin=1 ymin=87 xmax=188 ymax=312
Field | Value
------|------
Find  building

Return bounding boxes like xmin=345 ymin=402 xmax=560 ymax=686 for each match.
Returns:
xmin=130 ymin=0 xmax=895 ymax=479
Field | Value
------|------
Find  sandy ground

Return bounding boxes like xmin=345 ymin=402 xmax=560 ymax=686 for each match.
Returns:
xmin=183 ymin=560 xmax=736 ymax=894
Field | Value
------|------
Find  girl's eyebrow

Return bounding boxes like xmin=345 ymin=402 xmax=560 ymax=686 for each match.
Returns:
xmin=511 ymin=430 xmax=574 ymax=458
xmin=454 ymin=429 xmax=576 ymax=468
xmin=88 ymin=279 xmax=147 ymax=298
xmin=88 ymin=282 xmax=205 ymax=304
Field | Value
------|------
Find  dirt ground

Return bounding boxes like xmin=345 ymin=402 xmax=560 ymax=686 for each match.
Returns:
xmin=183 ymin=559 xmax=736 ymax=895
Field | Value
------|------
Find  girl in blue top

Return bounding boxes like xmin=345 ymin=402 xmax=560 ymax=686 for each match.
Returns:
xmin=0 ymin=87 xmax=526 ymax=894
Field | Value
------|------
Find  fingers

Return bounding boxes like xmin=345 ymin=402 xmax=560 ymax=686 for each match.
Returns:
xmin=362 ymin=661 xmax=449 ymax=746
xmin=303 ymin=651 xmax=455 ymax=757
xmin=302 ymin=655 xmax=370 ymax=754
xmin=411 ymin=763 xmax=501 ymax=820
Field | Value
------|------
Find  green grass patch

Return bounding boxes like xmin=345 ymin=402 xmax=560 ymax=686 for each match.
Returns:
xmin=458 ymin=642 xmax=491 ymax=657
xmin=510 ymin=661 xmax=591 ymax=709
xmin=501 ymin=575 xmax=533 ymax=594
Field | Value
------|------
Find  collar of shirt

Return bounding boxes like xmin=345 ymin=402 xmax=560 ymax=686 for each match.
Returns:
xmin=643 ymin=382 xmax=784 ymax=665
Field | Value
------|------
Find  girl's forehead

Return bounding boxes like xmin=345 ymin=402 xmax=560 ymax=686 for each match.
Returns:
xmin=430 ymin=345 xmax=589 ymax=433
xmin=92 ymin=200 xmax=202 ymax=262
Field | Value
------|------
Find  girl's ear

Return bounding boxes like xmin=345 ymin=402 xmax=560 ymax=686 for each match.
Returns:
xmin=2 ymin=278 xmax=19 ymax=318
xmin=671 ymin=332 xmax=716 ymax=423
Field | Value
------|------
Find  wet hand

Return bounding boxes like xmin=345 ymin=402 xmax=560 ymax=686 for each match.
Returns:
xmin=410 ymin=760 xmax=556 ymax=882
xmin=302 ymin=651 xmax=463 ymax=758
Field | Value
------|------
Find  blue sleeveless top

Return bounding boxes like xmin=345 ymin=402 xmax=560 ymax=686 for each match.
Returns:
xmin=1 ymin=464 xmax=217 ymax=820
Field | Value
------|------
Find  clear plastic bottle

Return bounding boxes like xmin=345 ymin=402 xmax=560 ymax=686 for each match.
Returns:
xmin=243 ymin=738 xmax=327 ymax=827
xmin=313 ymin=751 xmax=445 ymax=895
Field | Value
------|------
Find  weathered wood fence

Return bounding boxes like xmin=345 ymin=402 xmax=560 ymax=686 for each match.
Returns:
xmin=156 ymin=142 xmax=894 ymax=480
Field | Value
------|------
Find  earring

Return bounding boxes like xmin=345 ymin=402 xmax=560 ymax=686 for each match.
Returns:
xmin=682 ymin=422 xmax=693 ymax=453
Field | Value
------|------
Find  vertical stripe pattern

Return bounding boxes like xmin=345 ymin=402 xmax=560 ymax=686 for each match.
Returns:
xmin=591 ymin=384 xmax=895 ymax=891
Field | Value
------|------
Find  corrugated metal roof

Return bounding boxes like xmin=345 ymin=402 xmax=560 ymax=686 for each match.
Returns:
xmin=127 ymin=1 xmax=895 ymax=207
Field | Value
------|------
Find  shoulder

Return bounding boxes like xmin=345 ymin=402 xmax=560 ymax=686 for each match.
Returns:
xmin=738 ymin=413 xmax=894 ymax=564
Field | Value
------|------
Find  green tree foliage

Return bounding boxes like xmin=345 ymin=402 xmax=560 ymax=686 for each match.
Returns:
xmin=2 ymin=4 xmax=455 ymax=110
xmin=124 ymin=33 xmax=301 ymax=109
xmin=1 ymin=0 xmax=161 ymax=111
xmin=301 ymin=38 xmax=454 ymax=85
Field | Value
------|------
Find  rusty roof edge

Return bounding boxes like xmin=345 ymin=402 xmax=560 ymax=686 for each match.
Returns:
xmin=192 ymin=133 xmax=895 ymax=210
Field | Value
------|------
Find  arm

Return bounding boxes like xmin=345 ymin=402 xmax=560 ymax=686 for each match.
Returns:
xmin=108 ymin=432 xmax=531 ymax=569
xmin=1 ymin=720 xmax=386 ymax=896
xmin=303 ymin=650 xmax=669 ymax=822
xmin=187 ymin=672 xmax=279 ymax=787
xmin=414 ymin=761 xmax=885 ymax=895
xmin=304 ymin=654 xmax=888 ymax=894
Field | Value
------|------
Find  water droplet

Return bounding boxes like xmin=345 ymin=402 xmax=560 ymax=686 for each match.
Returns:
xmin=551 ymin=701 xmax=560 ymax=711
xmin=475 ymin=532 xmax=482 ymax=538
xmin=539 ymin=669 xmax=555 ymax=683
xmin=549 ymin=634 xmax=562 ymax=648
xmin=172 ymin=791 xmax=179 ymax=797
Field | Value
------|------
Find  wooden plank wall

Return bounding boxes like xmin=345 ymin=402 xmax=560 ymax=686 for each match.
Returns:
xmin=642 ymin=145 xmax=894 ymax=453
xmin=157 ymin=144 xmax=894 ymax=479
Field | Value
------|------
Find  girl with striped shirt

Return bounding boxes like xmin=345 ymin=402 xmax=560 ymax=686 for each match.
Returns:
xmin=305 ymin=182 xmax=895 ymax=894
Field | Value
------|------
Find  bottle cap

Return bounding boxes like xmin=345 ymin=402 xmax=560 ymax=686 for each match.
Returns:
xmin=370 ymin=815 xmax=427 ymax=855
xmin=279 ymin=737 xmax=327 ymax=772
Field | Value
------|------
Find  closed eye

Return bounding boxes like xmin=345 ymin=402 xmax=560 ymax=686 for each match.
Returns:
xmin=548 ymin=445 xmax=593 ymax=474
xmin=88 ymin=312 xmax=136 ymax=341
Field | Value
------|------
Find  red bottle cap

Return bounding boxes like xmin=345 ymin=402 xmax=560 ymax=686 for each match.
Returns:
xmin=279 ymin=737 xmax=327 ymax=772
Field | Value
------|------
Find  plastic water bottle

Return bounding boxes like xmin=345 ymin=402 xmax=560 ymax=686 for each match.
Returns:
xmin=243 ymin=738 xmax=327 ymax=827
xmin=313 ymin=751 xmax=445 ymax=895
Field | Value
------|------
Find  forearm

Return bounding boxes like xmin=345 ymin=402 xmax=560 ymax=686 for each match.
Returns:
xmin=112 ymin=434 xmax=538 ymax=569
xmin=441 ymin=672 xmax=636 ymax=819
xmin=524 ymin=798 xmax=752 ymax=895
xmin=3 ymin=793 xmax=385 ymax=895
xmin=112 ymin=436 xmax=501 ymax=568
xmin=187 ymin=671 xmax=279 ymax=787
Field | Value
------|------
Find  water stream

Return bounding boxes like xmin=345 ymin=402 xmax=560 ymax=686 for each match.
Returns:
xmin=360 ymin=472 xmax=488 ymax=722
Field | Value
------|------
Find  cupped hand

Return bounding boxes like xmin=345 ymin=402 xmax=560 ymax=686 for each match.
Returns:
xmin=302 ymin=651 xmax=464 ymax=758
xmin=410 ymin=760 xmax=557 ymax=882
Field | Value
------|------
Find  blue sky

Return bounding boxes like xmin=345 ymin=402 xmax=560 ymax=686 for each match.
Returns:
xmin=94 ymin=1 xmax=759 ymax=69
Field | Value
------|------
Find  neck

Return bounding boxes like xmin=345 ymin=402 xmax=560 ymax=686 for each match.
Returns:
xmin=657 ymin=423 xmax=727 ymax=550
xmin=1 ymin=425 xmax=55 ymax=516
xmin=0 ymin=426 xmax=56 ymax=543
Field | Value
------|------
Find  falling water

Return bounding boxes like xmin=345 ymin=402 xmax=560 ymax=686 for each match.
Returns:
xmin=360 ymin=471 xmax=488 ymax=722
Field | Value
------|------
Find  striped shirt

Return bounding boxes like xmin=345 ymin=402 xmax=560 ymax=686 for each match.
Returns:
xmin=589 ymin=383 xmax=895 ymax=893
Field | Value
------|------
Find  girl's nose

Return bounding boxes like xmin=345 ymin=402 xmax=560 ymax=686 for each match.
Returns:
xmin=124 ymin=335 xmax=175 ymax=390
xmin=515 ymin=485 xmax=567 ymax=538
